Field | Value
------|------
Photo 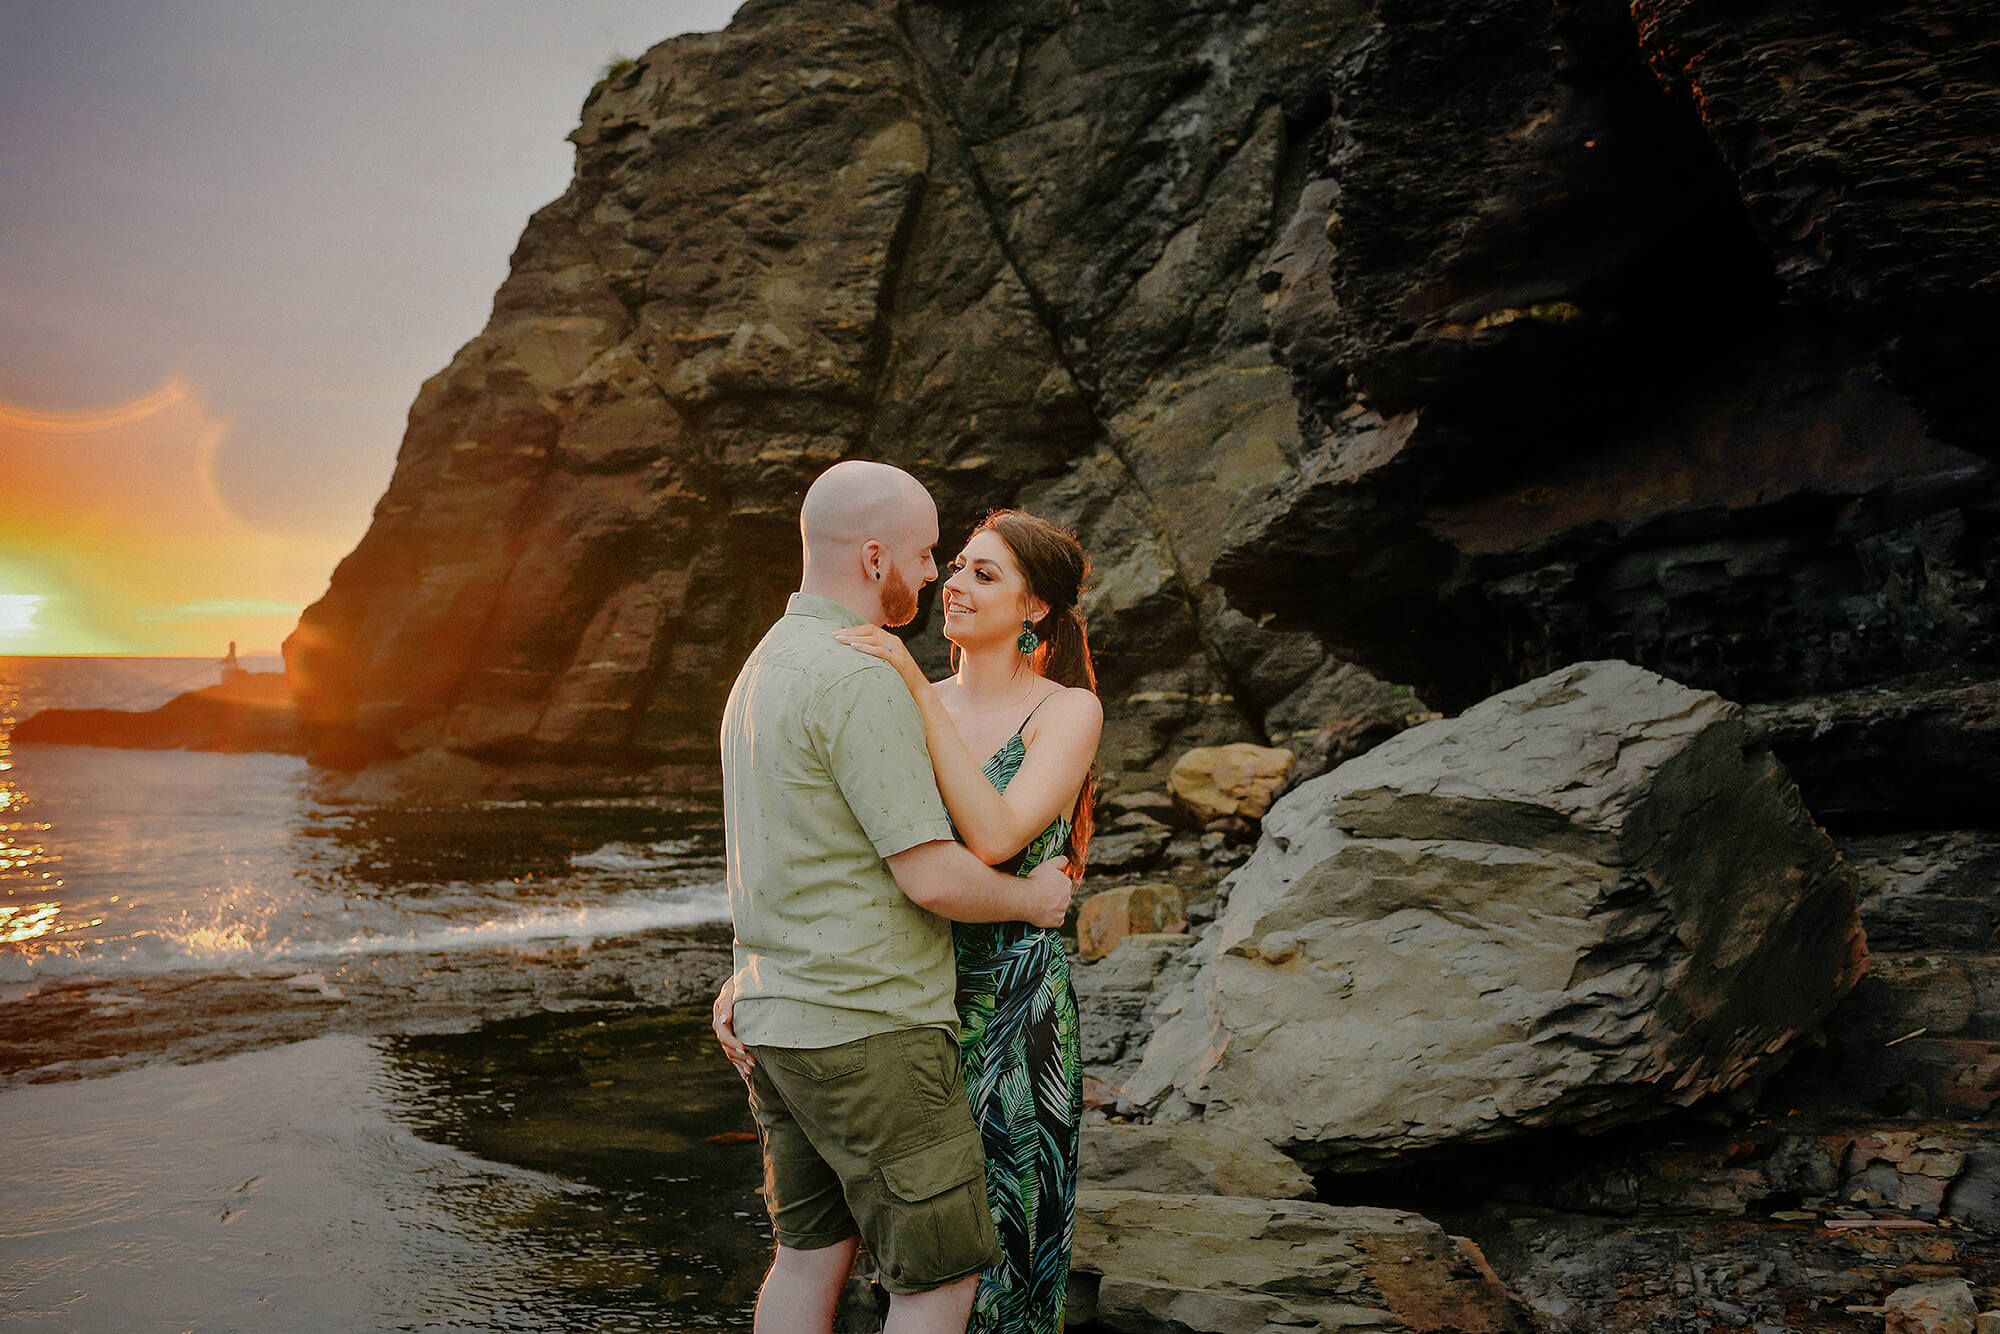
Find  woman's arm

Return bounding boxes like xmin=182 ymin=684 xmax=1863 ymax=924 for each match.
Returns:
xmin=833 ymin=627 xmax=1102 ymax=865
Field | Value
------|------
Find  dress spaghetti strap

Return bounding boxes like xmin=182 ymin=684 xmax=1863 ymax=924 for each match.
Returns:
xmin=1011 ymin=689 xmax=1058 ymax=740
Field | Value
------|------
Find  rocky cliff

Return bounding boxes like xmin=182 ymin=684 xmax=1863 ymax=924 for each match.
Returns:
xmin=287 ymin=0 xmax=1997 ymax=800
xmin=287 ymin=0 xmax=1382 ymax=781
xmin=268 ymin=5 xmax=2000 ymax=1324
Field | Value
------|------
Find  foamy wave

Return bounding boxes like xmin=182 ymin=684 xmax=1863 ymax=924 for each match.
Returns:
xmin=292 ymin=884 xmax=731 ymax=958
xmin=161 ymin=901 xmax=282 ymax=961
xmin=568 ymin=839 xmax=700 ymax=872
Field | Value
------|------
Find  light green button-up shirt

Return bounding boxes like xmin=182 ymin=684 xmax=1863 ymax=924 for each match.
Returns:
xmin=722 ymin=592 xmax=959 ymax=1049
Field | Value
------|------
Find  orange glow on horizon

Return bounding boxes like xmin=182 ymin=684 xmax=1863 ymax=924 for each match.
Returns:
xmin=0 ymin=379 xmax=354 ymax=656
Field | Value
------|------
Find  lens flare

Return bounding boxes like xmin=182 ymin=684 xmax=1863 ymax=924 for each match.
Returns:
xmin=0 ymin=379 xmax=346 ymax=654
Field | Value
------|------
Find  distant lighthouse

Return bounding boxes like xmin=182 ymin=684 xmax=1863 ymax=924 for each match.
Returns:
xmin=219 ymin=641 xmax=247 ymax=685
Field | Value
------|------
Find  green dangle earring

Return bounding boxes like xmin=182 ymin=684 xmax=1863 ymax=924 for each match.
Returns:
xmin=1016 ymin=617 xmax=1039 ymax=654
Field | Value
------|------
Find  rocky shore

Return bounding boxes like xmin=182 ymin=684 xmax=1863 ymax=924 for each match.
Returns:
xmin=86 ymin=0 xmax=1989 ymax=1327
xmin=12 ymin=671 xmax=302 ymax=754
xmin=8 ymin=658 xmax=1992 ymax=1329
xmin=1059 ymin=661 xmax=1996 ymax=1332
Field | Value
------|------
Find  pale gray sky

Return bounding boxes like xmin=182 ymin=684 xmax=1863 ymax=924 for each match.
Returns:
xmin=0 ymin=1 xmax=741 ymax=652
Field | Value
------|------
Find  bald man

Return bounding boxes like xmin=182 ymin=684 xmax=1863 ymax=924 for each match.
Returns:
xmin=719 ymin=460 xmax=1074 ymax=1334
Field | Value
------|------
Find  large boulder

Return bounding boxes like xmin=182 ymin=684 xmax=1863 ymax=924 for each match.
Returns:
xmin=1068 ymin=1191 xmax=1531 ymax=1334
xmin=1125 ymin=660 xmax=1868 ymax=1169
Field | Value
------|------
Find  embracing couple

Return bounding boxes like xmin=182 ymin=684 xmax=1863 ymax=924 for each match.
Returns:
xmin=713 ymin=459 xmax=1102 ymax=1333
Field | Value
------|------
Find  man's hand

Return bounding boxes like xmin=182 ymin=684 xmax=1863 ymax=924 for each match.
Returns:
xmin=711 ymin=974 xmax=754 ymax=1083
xmin=1021 ymin=856 xmax=1073 ymax=928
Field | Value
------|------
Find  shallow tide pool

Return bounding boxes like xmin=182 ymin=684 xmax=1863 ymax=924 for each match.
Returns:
xmin=1 ymin=1010 xmax=769 ymax=1331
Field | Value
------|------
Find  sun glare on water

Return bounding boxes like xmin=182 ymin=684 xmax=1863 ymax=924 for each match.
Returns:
xmin=0 ymin=902 xmax=63 ymax=945
xmin=0 ymin=685 xmax=76 ymax=954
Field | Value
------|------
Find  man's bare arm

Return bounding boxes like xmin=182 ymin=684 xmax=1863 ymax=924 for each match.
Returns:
xmin=887 ymin=840 xmax=1072 ymax=927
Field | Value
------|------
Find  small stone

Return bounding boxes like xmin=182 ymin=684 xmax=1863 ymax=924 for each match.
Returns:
xmin=1077 ymin=884 xmax=1187 ymax=962
xmin=1883 ymin=1279 xmax=1977 ymax=1334
xmin=1102 ymin=790 xmax=1182 ymax=825
xmin=1201 ymin=814 xmax=1254 ymax=843
xmin=1168 ymin=743 xmax=1296 ymax=823
xmin=1087 ymin=815 xmax=1172 ymax=874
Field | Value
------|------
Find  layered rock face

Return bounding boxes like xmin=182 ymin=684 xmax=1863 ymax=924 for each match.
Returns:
xmin=1124 ymin=661 xmax=1867 ymax=1168
xmin=287 ymin=0 xmax=1400 ymax=777
xmin=288 ymin=0 xmax=1997 ymax=789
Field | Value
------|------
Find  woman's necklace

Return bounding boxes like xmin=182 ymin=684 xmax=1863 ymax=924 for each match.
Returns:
xmin=953 ymin=681 xmax=1042 ymax=715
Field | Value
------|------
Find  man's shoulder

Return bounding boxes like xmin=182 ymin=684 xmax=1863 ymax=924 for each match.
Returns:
xmin=756 ymin=614 xmax=891 ymax=687
xmin=738 ymin=619 xmax=911 ymax=727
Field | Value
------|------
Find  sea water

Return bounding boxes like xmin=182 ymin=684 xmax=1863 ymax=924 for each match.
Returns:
xmin=0 ymin=661 xmax=769 ymax=1330
xmin=0 ymin=744 xmax=733 ymax=992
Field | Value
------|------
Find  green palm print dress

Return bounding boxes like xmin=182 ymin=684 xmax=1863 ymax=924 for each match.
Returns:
xmin=953 ymin=713 xmax=1083 ymax=1334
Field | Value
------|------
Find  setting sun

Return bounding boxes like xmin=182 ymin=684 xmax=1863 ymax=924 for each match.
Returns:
xmin=0 ymin=379 xmax=349 ymax=655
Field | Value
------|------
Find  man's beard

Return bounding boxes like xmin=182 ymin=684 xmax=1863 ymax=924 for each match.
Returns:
xmin=881 ymin=564 xmax=920 ymax=627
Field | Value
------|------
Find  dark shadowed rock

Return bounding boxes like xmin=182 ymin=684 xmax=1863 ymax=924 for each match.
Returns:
xmin=1749 ymin=675 xmax=2000 ymax=829
xmin=1085 ymin=814 xmax=1174 ymax=875
xmin=1218 ymin=0 xmax=2000 ymax=716
xmin=1839 ymin=830 xmax=2000 ymax=952
xmin=1125 ymin=661 xmax=1867 ymax=1168
xmin=1631 ymin=0 xmax=2000 ymax=456
xmin=13 ymin=674 xmax=301 ymax=754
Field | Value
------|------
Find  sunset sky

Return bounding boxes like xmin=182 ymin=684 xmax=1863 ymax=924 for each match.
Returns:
xmin=0 ymin=1 xmax=741 ymax=657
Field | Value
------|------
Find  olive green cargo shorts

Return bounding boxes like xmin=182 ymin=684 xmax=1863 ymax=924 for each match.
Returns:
xmin=747 ymin=1025 xmax=999 ymax=1294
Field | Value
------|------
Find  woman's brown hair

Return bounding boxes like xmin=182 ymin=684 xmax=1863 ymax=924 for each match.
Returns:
xmin=970 ymin=509 xmax=1097 ymax=879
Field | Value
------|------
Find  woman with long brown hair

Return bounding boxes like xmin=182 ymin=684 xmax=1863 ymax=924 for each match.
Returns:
xmin=833 ymin=508 xmax=1100 ymax=1334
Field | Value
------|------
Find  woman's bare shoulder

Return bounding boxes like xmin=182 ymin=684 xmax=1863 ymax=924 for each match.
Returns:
xmin=1031 ymin=685 xmax=1102 ymax=731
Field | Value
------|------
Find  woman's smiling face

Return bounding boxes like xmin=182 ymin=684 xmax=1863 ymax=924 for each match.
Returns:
xmin=941 ymin=528 xmax=1043 ymax=647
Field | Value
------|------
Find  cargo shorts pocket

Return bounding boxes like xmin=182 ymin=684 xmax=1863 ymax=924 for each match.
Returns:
xmin=871 ymin=1128 xmax=998 ymax=1294
xmin=762 ymin=1039 xmax=868 ymax=1082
